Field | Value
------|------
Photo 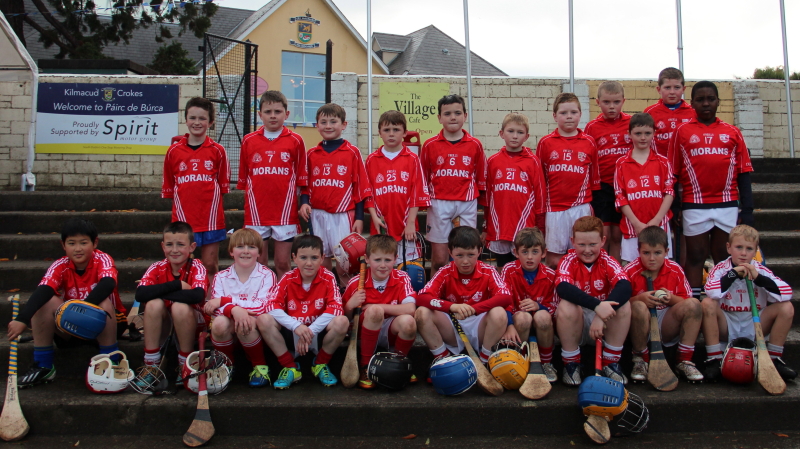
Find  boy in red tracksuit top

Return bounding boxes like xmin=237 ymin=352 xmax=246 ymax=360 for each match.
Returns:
xmin=643 ymin=67 xmax=696 ymax=158
xmin=415 ymin=227 xmax=512 ymax=365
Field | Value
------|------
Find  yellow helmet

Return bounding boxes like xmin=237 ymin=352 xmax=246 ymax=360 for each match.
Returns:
xmin=487 ymin=340 xmax=529 ymax=390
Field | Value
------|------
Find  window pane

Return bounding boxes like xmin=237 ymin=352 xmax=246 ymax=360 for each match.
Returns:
xmin=304 ymin=78 xmax=325 ymax=102
xmin=287 ymin=101 xmax=304 ymax=123
xmin=305 ymin=103 xmax=323 ymax=124
xmin=281 ymin=52 xmax=303 ymax=75
xmin=305 ymin=54 xmax=327 ymax=77
xmin=282 ymin=75 xmax=303 ymax=100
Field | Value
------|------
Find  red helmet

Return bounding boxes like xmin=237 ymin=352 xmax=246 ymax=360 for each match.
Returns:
xmin=333 ymin=232 xmax=367 ymax=275
xmin=721 ymin=337 xmax=757 ymax=384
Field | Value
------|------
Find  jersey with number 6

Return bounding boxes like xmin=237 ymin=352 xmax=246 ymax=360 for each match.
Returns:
xmin=643 ymin=99 xmax=696 ymax=158
xmin=420 ymin=130 xmax=487 ymax=201
xmin=537 ymin=129 xmax=600 ymax=212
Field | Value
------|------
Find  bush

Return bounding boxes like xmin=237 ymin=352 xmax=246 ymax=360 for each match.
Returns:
xmin=752 ymin=66 xmax=800 ymax=80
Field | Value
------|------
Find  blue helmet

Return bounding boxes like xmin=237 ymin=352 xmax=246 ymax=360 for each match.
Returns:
xmin=55 ymin=300 xmax=109 ymax=340
xmin=398 ymin=260 xmax=426 ymax=292
xmin=429 ymin=354 xmax=477 ymax=396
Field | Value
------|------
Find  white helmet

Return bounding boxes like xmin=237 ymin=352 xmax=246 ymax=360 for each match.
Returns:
xmin=182 ymin=350 xmax=232 ymax=395
xmin=86 ymin=350 xmax=134 ymax=394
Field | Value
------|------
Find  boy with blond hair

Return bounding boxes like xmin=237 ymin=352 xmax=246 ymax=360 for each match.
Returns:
xmin=238 ymin=90 xmax=308 ymax=280
xmin=537 ymin=93 xmax=600 ymax=268
xmin=644 ymin=67 xmax=696 ymax=158
xmin=299 ymin=104 xmax=372 ymax=288
xmin=585 ymin=81 xmax=632 ymax=262
xmin=500 ymin=227 xmax=558 ymax=382
xmin=702 ymin=225 xmax=795 ymax=381
xmin=482 ymin=113 xmax=546 ymax=268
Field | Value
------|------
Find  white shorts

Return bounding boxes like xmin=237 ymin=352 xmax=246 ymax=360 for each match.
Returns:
xmin=394 ymin=239 xmax=421 ymax=265
xmin=441 ymin=311 xmax=485 ymax=355
xmin=426 ymin=199 xmax=478 ymax=243
xmin=682 ymin=207 xmax=738 ymax=237
xmin=654 ymin=306 xmax=679 ymax=347
xmin=579 ymin=308 xmax=597 ymax=346
xmin=620 ymin=224 xmax=673 ymax=263
xmin=310 ymin=209 xmax=353 ymax=257
xmin=488 ymin=240 xmax=514 ymax=255
xmin=287 ymin=330 xmax=321 ymax=358
xmin=246 ymin=224 xmax=300 ymax=242
xmin=546 ymin=203 xmax=592 ymax=254
xmin=375 ymin=316 xmax=396 ymax=349
xmin=723 ymin=309 xmax=756 ymax=343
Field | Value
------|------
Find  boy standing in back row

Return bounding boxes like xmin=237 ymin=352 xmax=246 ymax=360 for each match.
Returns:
xmin=643 ymin=67 xmax=696 ymax=158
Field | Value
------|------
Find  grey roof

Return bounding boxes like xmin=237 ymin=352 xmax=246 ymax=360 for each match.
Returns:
xmin=379 ymin=25 xmax=507 ymax=76
xmin=372 ymin=32 xmax=410 ymax=53
xmin=18 ymin=0 xmax=253 ymax=70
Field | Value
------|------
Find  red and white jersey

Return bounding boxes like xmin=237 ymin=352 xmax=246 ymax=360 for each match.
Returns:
xmin=705 ymin=258 xmax=792 ymax=313
xmin=304 ymin=140 xmax=371 ymax=213
xmin=482 ymin=147 xmax=546 ymax=242
xmin=668 ymin=118 xmax=753 ymax=205
xmin=238 ymin=126 xmax=307 ymax=226
xmin=419 ymin=130 xmax=487 ymax=201
xmin=584 ymin=113 xmax=633 ymax=184
xmin=139 ymin=258 xmax=209 ymax=292
xmin=537 ymin=129 xmax=601 ymax=212
xmin=421 ymin=260 xmax=510 ymax=307
xmin=643 ymin=100 xmax=696 ymax=158
xmin=343 ymin=269 xmax=416 ymax=307
xmin=556 ymin=249 xmax=628 ymax=302
xmin=365 ymin=147 xmax=430 ymax=239
xmin=267 ymin=267 xmax=343 ymax=325
xmin=162 ymin=136 xmax=230 ymax=232
xmin=624 ymin=258 xmax=691 ymax=310
xmin=210 ymin=263 xmax=276 ymax=317
xmin=614 ymin=150 xmax=675 ymax=238
xmin=39 ymin=250 xmax=124 ymax=312
xmin=500 ymin=261 xmax=558 ymax=316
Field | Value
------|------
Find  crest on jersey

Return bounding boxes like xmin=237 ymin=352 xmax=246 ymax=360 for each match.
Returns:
xmin=253 ymin=153 xmax=262 ymax=163
xmin=720 ymin=134 xmax=730 ymax=143
xmin=599 ymin=137 xmax=607 ymax=146
xmin=520 ymin=172 xmax=529 ymax=182
xmin=624 ymin=134 xmax=631 ymax=143
xmin=447 ymin=294 xmax=457 ymax=302
xmin=401 ymin=171 xmax=409 ymax=181
xmin=436 ymin=156 xmax=445 ymax=165
xmin=204 ymin=160 xmax=213 ymax=171
xmin=549 ymin=151 xmax=559 ymax=161
xmin=376 ymin=174 xmax=384 ymax=183
xmin=281 ymin=152 xmax=290 ymax=162
xmin=627 ymin=179 xmax=637 ymax=189
xmin=288 ymin=300 xmax=297 ymax=311
xmin=68 ymin=287 xmax=78 ymax=298
xmin=690 ymin=134 xmax=700 ymax=144
xmin=495 ymin=170 xmax=503 ymax=179
xmin=654 ymin=175 xmax=660 ymax=185
xmin=657 ymin=121 xmax=666 ymax=129
xmin=461 ymin=279 xmax=470 ymax=285
xmin=593 ymin=279 xmax=604 ymax=290
xmin=578 ymin=152 xmax=586 ymax=162
xmin=337 ymin=165 xmax=347 ymax=175
xmin=462 ymin=156 xmax=471 ymax=166
xmin=315 ymin=298 xmax=324 ymax=310
xmin=313 ymin=166 xmax=320 ymax=176
xmin=431 ymin=299 xmax=443 ymax=308
xmin=179 ymin=162 xmax=188 ymax=172
xmin=472 ymin=292 xmax=483 ymax=301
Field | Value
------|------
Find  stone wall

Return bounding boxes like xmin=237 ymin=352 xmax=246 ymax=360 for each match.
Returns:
xmin=756 ymin=80 xmax=800 ymax=158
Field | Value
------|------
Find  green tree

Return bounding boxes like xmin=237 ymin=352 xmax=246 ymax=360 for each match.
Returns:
xmin=752 ymin=65 xmax=800 ymax=80
xmin=1 ymin=0 xmax=217 ymax=59
xmin=148 ymin=41 xmax=198 ymax=75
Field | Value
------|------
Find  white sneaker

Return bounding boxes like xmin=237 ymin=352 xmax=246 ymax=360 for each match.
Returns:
xmin=542 ymin=363 xmax=557 ymax=383
xmin=630 ymin=355 xmax=648 ymax=383
xmin=602 ymin=363 xmax=628 ymax=385
xmin=675 ymin=360 xmax=703 ymax=383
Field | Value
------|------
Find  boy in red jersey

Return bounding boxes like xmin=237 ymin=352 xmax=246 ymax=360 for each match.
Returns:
xmin=625 ymin=226 xmax=703 ymax=383
xmin=299 ymin=104 xmax=371 ymax=288
xmin=702 ymin=225 xmax=795 ymax=381
xmin=238 ymin=91 xmax=307 ymax=280
xmin=262 ymin=234 xmax=348 ymax=388
xmin=585 ymin=81 xmax=632 ymax=262
xmin=415 ymin=227 xmax=512 ymax=365
xmin=614 ymin=113 xmax=675 ymax=263
xmin=343 ymin=235 xmax=417 ymax=389
xmin=9 ymin=218 xmax=125 ymax=388
xmin=500 ymin=227 xmax=558 ymax=382
xmin=133 ymin=221 xmax=208 ymax=393
xmin=419 ymin=94 xmax=487 ymax=275
xmin=555 ymin=216 xmax=631 ymax=386
xmin=643 ymin=67 xmax=696 ymax=158
xmin=204 ymin=229 xmax=276 ymax=388
xmin=538 ymin=93 xmax=600 ymax=268
xmin=481 ymin=113 xmax=546 ymax=268
xmin=668 ymin=81 xmax=754 ymax=298
xmin=162 ymin=97 xmax=230 ymax=280
xmin=366 ymin=110 xmax=430 ymax=264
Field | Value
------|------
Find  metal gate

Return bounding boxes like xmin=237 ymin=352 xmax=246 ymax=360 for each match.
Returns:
xmin=202 ymin=33 xmax=258 ymax=181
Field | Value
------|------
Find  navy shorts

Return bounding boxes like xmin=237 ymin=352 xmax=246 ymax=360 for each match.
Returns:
xmin=590 ymin=183 xmax=622 ymax=226
xmin=194 ymin=229 xmax=227 ymax=247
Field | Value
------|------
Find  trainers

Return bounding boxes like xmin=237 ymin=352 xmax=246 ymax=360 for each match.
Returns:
xmin=704 ymin=358 xmax=722 ymax=382
xmin=773 ymin=357 xmax=798 ymax=381
xmin=249 ymin=365 xmax=270 ymax=388
xmin=562 ymin=362 xmax=582 ymax=386
xmin=358 ymin=367 xmax=374 ymax=390
xmin=602 ymin=363 xmax=628 ymax=385
xmin=130 ymin=365 xmax=163 ymax=394
xmin=542 ymin=363 xmax=558 ymax=383
xmin=274 ymin=364 xmax=302 ymax=389
xmin=675 ymin=361 xmax=704 ymax=383
xmin=630 ymin=355 xmax=648 ymax=383
xmin=19 ymin=364 xmax=56 ymax=388
xmin=312 ymin=363 xmax=338 ymax=387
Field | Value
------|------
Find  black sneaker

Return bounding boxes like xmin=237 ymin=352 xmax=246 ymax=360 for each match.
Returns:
xmin=19 ymin=364 xmax=56 ymax=388
xmin=773 ymin=357 xmax=797 ymax=381
xmin=703 ymin=358 xmax=721 ymax=382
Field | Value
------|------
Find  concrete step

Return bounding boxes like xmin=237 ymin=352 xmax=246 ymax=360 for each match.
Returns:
xmin=751 ymin=158 xmax=800 ymax=174
xmin=751 ymin=173 xmax=800 ymax=183
xmin=753 ymin=209 xmax=800 ymax=231
xmin=764 ymin=257 xmax=800 ymax=286
xmin=0 ymin=211 xmax=246 ymax=234
xmin=0 ymin=260 xmax=162 ymax=291
xmin=752 ymin=183 xmax=800 ymax=208
xmin=759 ymin=231 xmax=800 ymax=259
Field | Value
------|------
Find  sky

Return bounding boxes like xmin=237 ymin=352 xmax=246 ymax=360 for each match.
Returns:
xmin=218 ymin=0 xmax=799 ymax=81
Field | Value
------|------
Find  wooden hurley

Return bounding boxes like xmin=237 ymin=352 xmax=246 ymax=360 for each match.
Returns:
xmin=644 ymin=274 xmax=678 ymax=392
xmin=183 ymin=331 xmax=214 ymax=447
xmin=0 ymin=295 xmax=29 ymax=442
xmin=583 ymin=339 xmax=611 ymax=444
xmin=746 ymin=279 xmax=786 ymax=395
xmin=519 ymin=335 xmax=551 ymax=400
xmin=448 ymin=313 xmax=503 ymax=396
xmin=341 ymin=261 xmax=367 ymax=388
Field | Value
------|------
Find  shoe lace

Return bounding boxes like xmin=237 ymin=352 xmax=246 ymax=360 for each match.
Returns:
xmin=278 ymin=367 xmax=294 ymax=381
xmin=313 ymin=364 xmax=333 ymax=379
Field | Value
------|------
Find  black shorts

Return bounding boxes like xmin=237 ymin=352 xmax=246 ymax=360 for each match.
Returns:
xmin=590 ymin=182 xmax=622 ymax=226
